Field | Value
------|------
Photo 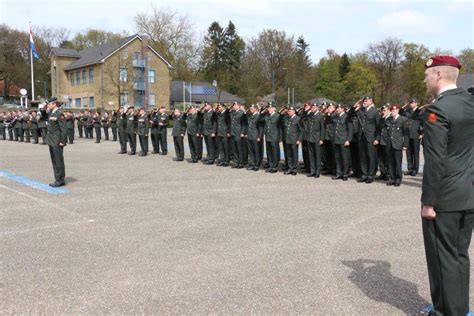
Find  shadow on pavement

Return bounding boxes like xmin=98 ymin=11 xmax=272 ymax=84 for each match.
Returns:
xmin=65 ymin=177 xmax=78 ymax=183
xmin=342 ymin=259 xmax=429 ymax=314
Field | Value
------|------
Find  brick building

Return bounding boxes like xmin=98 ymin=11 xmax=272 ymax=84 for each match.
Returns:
xmin=50 ymin=34 xmax=172 ymax=110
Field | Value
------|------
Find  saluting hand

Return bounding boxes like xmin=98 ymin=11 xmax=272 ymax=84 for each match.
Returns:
xmin=421 ymin=205 xmax=436 ymax=220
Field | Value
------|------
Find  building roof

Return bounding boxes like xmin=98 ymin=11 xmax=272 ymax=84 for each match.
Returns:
xmin=50 ymin=47 xmax=81 ymax=58
xmin=457 ymin=73 xmax=474 ymax=91
xmin=51 ymin=34 xmax=172 ymax=71
xmin=171 ymin=81 xmax=245 ymax=104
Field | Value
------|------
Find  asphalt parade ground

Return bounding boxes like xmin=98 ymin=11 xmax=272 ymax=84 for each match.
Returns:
xmin=1 ymin=134 xmax=472 ymax=314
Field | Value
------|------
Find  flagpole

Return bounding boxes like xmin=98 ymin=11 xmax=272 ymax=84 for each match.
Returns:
xmin=30 ymin=47 xmax=35 ymax=104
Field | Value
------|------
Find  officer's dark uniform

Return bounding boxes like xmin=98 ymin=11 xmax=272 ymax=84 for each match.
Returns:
xmin=322 ymin=112 xmax=335 ymax=174
xmin=13 ymin=114 xmax=21 ymax=141
xmin=157 ymin=111 xmax=169 ymax=155
xmin=37 ymin=111 xmax=47 ymax=144
xmin=116 ymin=110 xmax=127 ymax=154
xmin=93 ymin=114 xmax=101 ymax=143
xmin=202 ymin=109 xmax=217 ymax=164
xmin=30 ymin=114 xmax=39 ymax=144
xmin=22 ymin=113 xmax=30 ymax=142
xmin=283 ymin=111 xmax=301 ymax=175
xmin=42 ymin=101 xmax=67 ymax=186
xmin=349 ymin=115 xmax=361 ymax=178
xmin=264 ymin=112 xmax=281 ymax=173
xmin=280 ymin=113 xmax=290 ymax=170
xmin=377 ymin=113 xmax=390 ymax=181
xmin=76 ymin=113 xmax=84 ymax=138
xmin=85 ymin=113 xmax=94 ymax=139
xmin=110 ymin=113 xmax=118 ymax=141
xmin=216 ymin=108 xmax=231 ymax=166
xmin=136 ymin=111 xmax=149 ymax=156
xmin=401 ymin=105 xmax=422 ymax=176
xmin=66 ymin=114 xmax=75 ymax=144
xmin=0 ymin=113 xmax=6 ymax=140
xmin=352 ymin=104 xmax=380 ymax=183
xmin=126 ymin=110 xmax=137 ymax=155
xmin=186 ymin=110 xmax=202 ymax=163
xmin=101 ymin=114 xmax=110 ymax=141
xmin=422 ymin=85 xmax=474 ymax=316
xmin=306 ymin=110 xmax=325 ymax=177
xmin=332 ymin=111 xmax=353 ymax=180
xmin=171 ymin=112 xmax=186 ymax=161
xmin=245 ymin=110 xmax=263 ymax=171
xmin=230 ymin=109 xmax=245 ymax=168
xmin=385 ymin=114 xmax=407 ymax=186
xmin=150 ymin=110 xmax=160 ymax=153
xmin=300 ymin=108 xmax=311 ymax=172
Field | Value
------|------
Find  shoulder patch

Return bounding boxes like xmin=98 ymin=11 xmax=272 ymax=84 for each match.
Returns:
xmin=427 ymin=112 xmax=437 ymax=123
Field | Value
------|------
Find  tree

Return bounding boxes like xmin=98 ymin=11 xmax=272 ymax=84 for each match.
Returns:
xmin=314 ymin=50 xmax=343 ymax=102
xmin=367 ymin=38 xmax=404 ymax=103
xmin=134 ymin=6 xmax=199 ymax=80
xmin=343 ymin=59 xmax=377 ymax=103
xmin=400 ymin=43 xmax=430 ymax=101
xmin=70 ymin=29 xmax=125 ymax=51
xmin=200 ymin=22 xmax=225 ymax=84
xmin=339 ymin=53 xmax=350 ymax=81
xmin=458 ymin=48 xmax=474 ymax=74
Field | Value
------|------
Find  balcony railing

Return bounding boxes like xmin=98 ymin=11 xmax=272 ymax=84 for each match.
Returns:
xmin=132 ymin=59 xmax=146 ymax=68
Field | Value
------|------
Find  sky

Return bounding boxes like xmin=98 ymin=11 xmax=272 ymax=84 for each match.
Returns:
xmin=1 ymin=0 xmax=473 ymax=63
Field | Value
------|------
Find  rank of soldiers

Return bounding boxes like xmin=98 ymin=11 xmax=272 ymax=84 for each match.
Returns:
xmin=0 ymin=97 xmax=424 ymax=187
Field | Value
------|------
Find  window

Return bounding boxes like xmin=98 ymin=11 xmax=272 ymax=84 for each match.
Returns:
xmin=70 ymin=72 xmax=75 ymax=86
xmin=75 ymin=98 xmax=81 ymax=107
xmin=76 ymin=72 xmax=80 ymax=85
xmin=121 ymin=50 xmax=128 ymax=59
xmin=82 ymin=97 xmax=88 ymax=107
xmin=68 ymin=98 xmax=72 ymax=107
xmin=120 ymin=92 xmax=128 ymax=105
xmin=89 ymin=68 xmax=94 ymax=83
xmin=82 ymin=69 xmax=87 ymax=84
xmin=149 ymin=93 xmax=156 ymax=106
xmin=148 ymin=70 xmax=155 ymax=83
xmin=89 ymin=96 xmax=95 ymax=108
xmin=119 ymin=67 xmax=128 ymax=82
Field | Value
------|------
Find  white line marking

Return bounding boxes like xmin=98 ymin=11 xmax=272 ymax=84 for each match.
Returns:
xmin=0 ymin=219 xmax=95 ymax=236
xmin=0 ymin=184 xmax=93 ymax=222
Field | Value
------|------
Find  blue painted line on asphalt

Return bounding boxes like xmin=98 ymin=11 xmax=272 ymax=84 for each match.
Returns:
xmin=0 ymin=170 xmax=69 ymax=194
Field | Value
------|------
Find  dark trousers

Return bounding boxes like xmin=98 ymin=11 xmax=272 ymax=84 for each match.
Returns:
xmin=31 ymin=129 xmax=38 ymax=143
xmin=49 ymin=146 xmax=65 ymax=183
xmin=266 ymin=141 xmax=279 ymax=170
xmin=118 ymin=130 xmax=127 ymax=153
xmin=151 ymin=133 xmax=159 ymax=152
xmin=25 ymin=129 xmax=31 ymax=142
xmin=359 ymin=135 xmax=377 ymax=178
xmin=8 ymin=128 xmax=13 ymax=140
xmin=387 ymin=147 xmax=403 ymax=183
xmin=323 ymin=140 xmax=335 ymax=173
xmin=241 ymin=138 xmax=248 ymax=164
xmin=87 ymin=126 xmax=94 ymax=139
xmin=231 ymin=136 xmax=243 ymax=165
xmin=111 ymin=126 xmax=117 ymax=141
xmin=39 ymin=127 xmax=47 ymax=144
xmin=188 ymin=134 xmax=199 ymax=161
xmin=19 ymin=128 xmax=24 ymax=142
xmin=282 ymin=142 xmax=289 ymax=168
xmin=67 ymin=128 xmax=74 ymax=144
xmin=0 ymin=127 xmax=6 ymax=140
xmin=247 ymin=139 xmax=260 ymax=168
xmin=350 ymin=141 xmax=361 ymax=177
xmin=377 ymin=144 xmax=389 ymax=178
xmin=204 ymin=135 xmax=216 ymax=161
xmin=78 ymin=125 xmax=83 ymax=138
xmin=14 ymin=128 xmax=20 ymax=141
xmin=138 ymin=134 xmax=148 ymax=154
xmin=422 ymin=210 xmax=474 ymax=316
xmin=158 ymin=132 xmax=168 ymax=154
xmin=286 ymin=143 xmax=299 ymax=172
xmin=308 ymin=141 xmax=322 ymax=176
xmin=127 ymin=133 xmax=136 ymax=153
xmin=302 ymin=140 xmax=309 ymax=170
xmin=103 ymin=127 xmax=109 ymax=140
xmin=334 ymin=144 xmax=350 ymax=177
xmin=94 ymin=126 xmax=101 ymax=142
xmin=217 ymin=136 xmax=230 ymax=163
xmin=196 ymin=136 xmax=203 ymax=160
xmin=406 ymin=138 xmax=420 ymax=173
xmin=173 ymin=136 xmax=184 ymax=159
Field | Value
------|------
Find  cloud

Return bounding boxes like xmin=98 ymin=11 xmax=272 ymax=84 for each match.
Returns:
xmin=376 ymin=10 xmax=442 ymax=36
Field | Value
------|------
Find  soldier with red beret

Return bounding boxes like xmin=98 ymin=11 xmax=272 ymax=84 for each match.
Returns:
xmin=420 ymin=55 xmax=474 ymax=315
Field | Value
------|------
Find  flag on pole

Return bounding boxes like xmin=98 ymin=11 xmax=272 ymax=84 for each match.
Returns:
xmin=29 ymin=28 xmax=39 ymax=60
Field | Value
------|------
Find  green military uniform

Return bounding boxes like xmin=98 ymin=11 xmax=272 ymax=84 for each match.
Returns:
xmin=306 ymin=110 xmax=325 ymax=177
xmin=101 ymin=114 xmax=110 ymax=141
xmin=76 ymin=113 xmax=84 ymax=138
xmin=38 ymin=111 xmax=47 ymax=144
xmin=230 ymin=109 xmax=245 ymax=168
xmin=136 ymin=111 xmax=149 ymax=156
xmin=116 ymin=110 xmax=127 ymax=154
xmin=126 ymin=111 xmax=137 ymax=155
xmin=22 ymin=113 xmax=30 ymax=142
xmin=202 ymin=109 xmax=217 ymax=164
xmin=385 ymin=114 xmax=408 ymax=186
xmin=110 ymin=113 xmax=118 ymax=141
xmin=171 ymin=112 xmax=186 ymax=161
xmin=0 ymin=113 xmax=5 ymax=140
xmin=30 ymin=114 xmax=39 ymax=144
xmin=93 ymin=114 xmax=101 ymax=143
xmin=283 ymin=113 xmax=302 ymax=175
xmin=332 ymin=111 xmax=353 ymax=180
xmin=157 ymin=111 xmax=169 ymax=155
xmin=263 ymin=112 xmax=281 ymax=173
xmin=322 ymin=112 xmax=335 ymax=174
xmin=401 ymin=106 xmax=422 ymax=175
xmin=186 ymin=111 xmax=202 ymax=163
xmin=245 ymin=111 xmax=264 ymax=171
xmin=422 ymin=87 xmax=474 ymax=315
xmin=66 ymin=114 xmax=75 ymax=144
xmin=43 ymin=106 xmax=68 ymax=186
xmin=216 ymin=109 xmax=231 ymax=166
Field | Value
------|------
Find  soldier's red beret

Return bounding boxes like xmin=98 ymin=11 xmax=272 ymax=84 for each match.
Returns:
xmin=425 ymin=55 xmax=461 ymax=69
